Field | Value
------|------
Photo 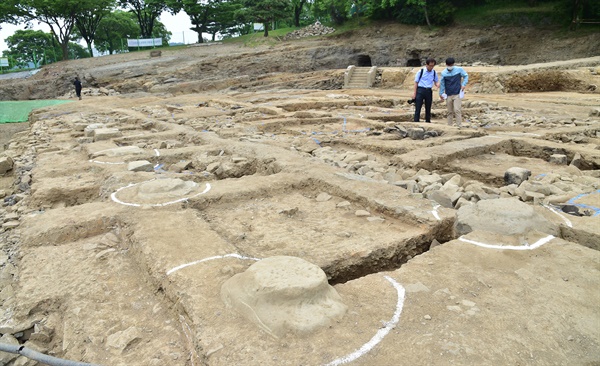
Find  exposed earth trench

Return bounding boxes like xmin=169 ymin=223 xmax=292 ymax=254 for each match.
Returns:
xmin=0 ymin=23 xmax=599 ymax=366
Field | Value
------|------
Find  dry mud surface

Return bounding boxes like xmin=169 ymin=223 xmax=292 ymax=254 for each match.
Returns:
xmin=0 ymin=27 xmax=599 ymax=366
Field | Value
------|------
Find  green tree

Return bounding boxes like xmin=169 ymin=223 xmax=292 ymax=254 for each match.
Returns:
xmin=0 ymin=0 xmax=30 ymax=29
xmin=74 ymin=0 xmax=116 ymax=57
xmin=313 ymin=0 xmax=350 ymax=24
xmin=18 ymin=0 xmax=82 ymax=60
xmin=382 ymin=0 xmax=438 ymax=29
xmin=291 ymin=0 xmax=310 ymax=26
xmin=406 ymin=0 xmax=432 ymax=29
xmin=2 ymin=29 xmax=88 ymax=67
xmin=94 ymin=10 xmax=140 ymax=54
xmin=0 ymin=1 xmax=13 ymax=27
xmin=2 ymin=29 xmax=59 ymax=67
xmin=207 ymin=1 xmax=245 ymax=40
xmin=69 ymin=40 xmax=90 ymax=59
xmin=168 ymin=0 xmax=221 ymax=43
xmin=235 ymin=0 xmax=290 ymax=37
xmin=118 ymin=0 xmax=170 ymax=38
xmin=151 ymin=18 xmax=172 ymax=45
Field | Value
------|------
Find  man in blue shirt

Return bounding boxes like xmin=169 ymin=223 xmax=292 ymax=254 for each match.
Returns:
xmin=412 ymin=58 xmax=439 ymax=123
xmin=439 ymin=57 xmax=468 ymax=127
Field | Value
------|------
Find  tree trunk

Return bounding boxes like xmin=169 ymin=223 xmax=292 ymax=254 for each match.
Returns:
xmin=193 ymin=28 xmax=204 ymax=43
xmin=263 ymin=22 xmax=269 ymax=37
xmin=86 ymin=41 xmax=94 ymax=58
xmin=294 ymin=2 xmax=303 ymax=27
xmin=423 ymin=5 xmax=432 ymax=30
xmin=570 ymin=0 xmax=581 ymax=30
xmin=60 ymin=40 xmax=69 ymax=60
xmin=108 ymin=38 xmax=115 ymax=55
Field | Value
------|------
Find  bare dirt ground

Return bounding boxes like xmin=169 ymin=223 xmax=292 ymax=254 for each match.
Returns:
xmin=0 ymin=23 xmax=599 ymax=366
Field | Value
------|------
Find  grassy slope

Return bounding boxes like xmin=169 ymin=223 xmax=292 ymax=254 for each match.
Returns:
xmin=155 ymin=3 xmax=596 ymax=49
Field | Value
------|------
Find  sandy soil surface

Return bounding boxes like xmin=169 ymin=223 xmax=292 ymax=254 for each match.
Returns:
xmin=0 ymin=23 xmax=599 ymax=366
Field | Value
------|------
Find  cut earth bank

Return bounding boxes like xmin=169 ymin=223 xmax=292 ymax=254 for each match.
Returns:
xmin=0 ymin=22 xmax=599 ymax=366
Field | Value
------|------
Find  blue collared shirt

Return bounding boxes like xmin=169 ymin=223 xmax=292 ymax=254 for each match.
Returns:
xmin=415 ymin=67 xmax=438 ymax=88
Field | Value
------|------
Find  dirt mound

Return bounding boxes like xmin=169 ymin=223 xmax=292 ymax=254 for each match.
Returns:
xmin=505 ymin=69 xmax=589 ymax=92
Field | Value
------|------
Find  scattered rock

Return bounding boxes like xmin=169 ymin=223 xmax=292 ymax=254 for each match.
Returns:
xmin=316 ymin=192 xmax=332 ymax=202
xmin=128 ymin=160 xmax=154 ymax=172
xmin=106 ymin=326 xmax=142 ymax=355
xmin=549 ymin=154 xmax=568 ymax=165
xmin=336 ymin=201 xmax=351 ymax=208
xmin=93 ymin=128 xmax=122 ymax=142
xmin=0 ymin=156 xmax=14 ymax=175
xmin=83 ymin=123 xmax=106 ymax=137
xmin=454 ymin=198 xmax=559 ymax=236
xmin=426 ymin=190 xmax=453 ymax=208
xmin=570 ymin=153 xmax=582 ymax=168
xmin=278 ymin=207 xmax=299 ymax=216
xmin=2 ymin=221 xmax=20 ymax=230
xmin=504 ymin=167 xmax=531 ymax=186
xmin=407 ymin=128 xmax=425 ymax=140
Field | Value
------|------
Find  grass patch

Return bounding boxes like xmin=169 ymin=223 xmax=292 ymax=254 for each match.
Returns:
xmin=325 ymin=17 xmax=374 ymax=34
xmin=454 ymin=1 xmax=562 ymax=27
xmin=222 ymin=26 xmax=303 ymax=47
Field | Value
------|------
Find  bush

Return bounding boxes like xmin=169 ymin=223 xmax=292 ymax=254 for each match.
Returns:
xmin=430 ymin=0 xmax=457 ymax=25
xmin=394 ymin=0 xmax=456 ymax=26
xmin=394 ymin=5 xmax=425 ymax=25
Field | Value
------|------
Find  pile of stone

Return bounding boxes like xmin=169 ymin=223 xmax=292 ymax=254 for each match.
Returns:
xmin=382 ymin=125 xmax=440 ymax=140
xmin=66 ymin=86 xmax=119 ymax=99
xmin=283 ymin=21 xmax=335 ymax=40
xmin=307 ymin=145 xmax=598 ymax=215
xmin=465 ymin=105 xmax=599 ymax=131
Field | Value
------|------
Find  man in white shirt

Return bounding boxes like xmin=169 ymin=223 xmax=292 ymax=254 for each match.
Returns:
xmin=412 ymin=58 xmax=440 ymax=123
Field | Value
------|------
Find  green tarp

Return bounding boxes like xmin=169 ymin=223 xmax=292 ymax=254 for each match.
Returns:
xmin=0 ymin=100 xmax=73 ymax=123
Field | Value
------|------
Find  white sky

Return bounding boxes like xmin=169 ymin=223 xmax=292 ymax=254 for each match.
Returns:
xmin=0 ymin=11 xmax=194 ymax=54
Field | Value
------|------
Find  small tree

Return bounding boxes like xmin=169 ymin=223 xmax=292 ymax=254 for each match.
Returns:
xmin=407 ymin=0 xmax=432 ymax=29
xmin=3 ymin=29 xmax=59 ymax=67
xmin=94 ymin=10 xmax=140 ymax=54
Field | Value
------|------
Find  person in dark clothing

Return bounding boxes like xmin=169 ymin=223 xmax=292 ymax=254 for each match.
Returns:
xmin=412 ymin=58 xmax=439 ymax=123
xmin=73 ymin=77 xmax=82 ymax=100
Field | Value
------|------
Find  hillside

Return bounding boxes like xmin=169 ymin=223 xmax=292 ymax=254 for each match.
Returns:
xmin=0 ymin=22 xmax=599 ymax=101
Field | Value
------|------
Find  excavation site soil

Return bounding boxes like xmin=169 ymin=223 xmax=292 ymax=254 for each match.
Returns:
xmin=0 ymin=23 xmax=599 ymax=366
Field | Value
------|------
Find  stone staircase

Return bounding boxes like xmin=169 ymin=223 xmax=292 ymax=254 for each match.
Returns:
xmin=344 ymin=65 xmax=378 ymax=88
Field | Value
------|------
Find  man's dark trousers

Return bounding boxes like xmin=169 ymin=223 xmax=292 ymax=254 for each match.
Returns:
xmin=414 ymin=87 xmax=433 ymax=122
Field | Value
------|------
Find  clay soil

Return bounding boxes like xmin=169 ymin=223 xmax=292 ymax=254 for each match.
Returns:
xmin=0 ymin=23 xmax=599 ymax=366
